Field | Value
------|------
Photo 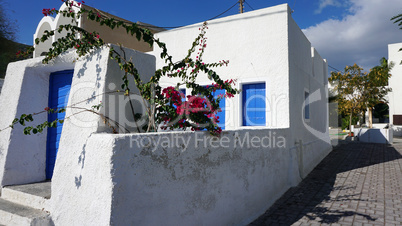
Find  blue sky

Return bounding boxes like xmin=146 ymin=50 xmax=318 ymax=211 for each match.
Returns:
xmin=2 ymin=0 xmax=402 ymax=72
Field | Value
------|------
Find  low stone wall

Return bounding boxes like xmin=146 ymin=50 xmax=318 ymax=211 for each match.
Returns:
xmin=393 ymin=125 xmax=402 ymax=137
xmin=52 ymin=128 xmax=331 ymax=225
xmin=354 ymin=128 xmax=393 ymax=144
xmin=371 ymin=123 xmax=389 ymax=129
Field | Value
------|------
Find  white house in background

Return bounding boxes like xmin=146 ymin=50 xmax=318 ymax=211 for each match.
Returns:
xmin=388 ymin=43 xmax=402 ymax=137
xmin=0 ymin=3 xmax=331 ymax=225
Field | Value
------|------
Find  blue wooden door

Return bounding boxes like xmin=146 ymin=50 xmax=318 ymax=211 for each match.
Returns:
xmin=242 ymin=83 xmax=266 ymax=126
xmin=46 ymin=70 xmax=74 ymax=179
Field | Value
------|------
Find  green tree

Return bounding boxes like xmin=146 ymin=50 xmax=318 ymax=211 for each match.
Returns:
xmin=0 ymin=0 xmax=16 ymax=78
xmin=330 ymin=59 xmax=392 ymax=132
xmin=363 ymin=57 xmax=392 ymax=128
xmin=329 ymin=64 xmax=366 ymax=135
xmin=0 ymin=1 xmax=30 ymax=78
xmin=391 ymin=13 xmax=402 ymax=29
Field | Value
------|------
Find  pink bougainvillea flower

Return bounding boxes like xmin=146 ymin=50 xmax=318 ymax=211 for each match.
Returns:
xmin=42 ymin=8 xmax=51 ymax=16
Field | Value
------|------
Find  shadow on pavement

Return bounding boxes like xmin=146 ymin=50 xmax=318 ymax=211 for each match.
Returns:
xmin=250 ymin=142 xmax=402 ymax=225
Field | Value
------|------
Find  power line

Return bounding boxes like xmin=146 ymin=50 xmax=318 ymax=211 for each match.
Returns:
xmin=329 ymin=65 xmax=341 ymax=72
xmin=140 ymin=1 xmax=239 ymax=29
xmin=209 ymin=1 xmax=239 ymax=20
xmin=244 ymin=0 xmax=255 ymax=10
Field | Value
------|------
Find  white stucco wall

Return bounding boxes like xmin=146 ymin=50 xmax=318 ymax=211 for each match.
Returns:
xmin=388 ymin=43 xmax=402 ymax=137
xmin=354 ymin=128 xmax=393 ymax=144
xmin=287 ymin=13 xmax=331 ymax=177
xmin=74 ymin=128 xmax=301 ymax=225
xmin=48 ymin=129 xmax=329 ymax=226
xmin=55 ymin=126 xmax=327 ymax=225
xmin=102 ymin=47 xmax=155 ymax=133
xmin=155 ymin=4 xmax=290 ymax=130
xmin=0 ymin=52 xmax=78 ymax=187
xmin=33 ymin=2 xmax=81 ymax=58
xmin=0 ymin=43 xmax=155 ymax=223
xmin=48 ymin=46 xmax=154 ymax=225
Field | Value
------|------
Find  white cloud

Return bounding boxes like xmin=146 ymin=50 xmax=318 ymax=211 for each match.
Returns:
xmin=304 ymin=0 xmax=402 ymax=72
xmin=315 ymin=0 xmax=343 ymax=14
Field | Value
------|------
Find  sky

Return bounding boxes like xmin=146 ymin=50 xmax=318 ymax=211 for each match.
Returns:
xmin=2 ymin=0 xmax=402 ymax=73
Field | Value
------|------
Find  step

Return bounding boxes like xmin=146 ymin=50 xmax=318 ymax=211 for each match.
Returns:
xmin=0 ymin=198 xmax=51 ymax=226
xmin=1 ymin=182 xmax=51 ymax=211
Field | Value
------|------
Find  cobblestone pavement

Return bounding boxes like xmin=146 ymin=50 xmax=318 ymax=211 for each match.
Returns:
xmin=251 ymin=142 xmax=402 ymax=226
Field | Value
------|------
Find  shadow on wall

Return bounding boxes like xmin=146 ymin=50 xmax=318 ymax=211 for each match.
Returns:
xmin=354 ymin=128 xmax=391 ymax=144
xmin=75 ymin=144 xmax=86 ymax=189
xmin=251 ymin=142 xmax=402 ymax=225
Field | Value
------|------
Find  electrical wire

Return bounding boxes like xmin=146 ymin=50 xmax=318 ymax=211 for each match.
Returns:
xmin=329 ymin=65 xmax=341 ymax=72
xmin=140 ymin=1 xmax=240 ymax=30
xmin=207 ymin=1 xmax=239 ymax=21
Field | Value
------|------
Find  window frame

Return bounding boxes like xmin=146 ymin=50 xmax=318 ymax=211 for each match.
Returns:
xmin=239 ymin=81 xmax=267 ymax=128
xmin=304 ymin=89 xmax=310 ymax=122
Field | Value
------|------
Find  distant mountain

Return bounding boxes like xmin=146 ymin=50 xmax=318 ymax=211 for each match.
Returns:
xmin=0 ymin=38 xmax=31 ymax=78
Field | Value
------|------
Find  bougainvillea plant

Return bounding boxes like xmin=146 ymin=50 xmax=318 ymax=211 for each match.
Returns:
xmin=11 ymin=0 xmax=240 ymax=136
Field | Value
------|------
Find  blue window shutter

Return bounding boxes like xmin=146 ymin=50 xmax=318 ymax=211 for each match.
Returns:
xmin=242 ymin=83 xmax=266 ymax=126
xmin=200 ymin=86 xmax=226 ymax=130
xmin=212 ymin=89 xmax=225 ymax=130
xmin=46 ymin=70 xmax=74 ymax=179
xmin=172 ymin=89 xmax=186 ymax=111
xmin=179 ymin=89 xmax=186 ymax=102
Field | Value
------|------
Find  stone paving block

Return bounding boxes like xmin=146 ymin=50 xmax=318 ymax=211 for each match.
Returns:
xmin=250 ymin=142 xmax=402 ymax=226
xmin=386 ymin=220 xmax=401 ymax=224
xmin=385 ymin=215 xmax=395 ymax=221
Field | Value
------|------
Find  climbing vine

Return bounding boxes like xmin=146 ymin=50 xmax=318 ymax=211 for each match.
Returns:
xmin=12 ymin=0 xmax=239 ymax=136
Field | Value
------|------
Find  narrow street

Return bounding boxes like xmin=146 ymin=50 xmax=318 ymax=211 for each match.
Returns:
xmin=251 ymin=141 xmax=402 ymax=225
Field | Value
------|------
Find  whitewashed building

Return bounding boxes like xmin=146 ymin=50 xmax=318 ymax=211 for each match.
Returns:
xmin=0 ymin=3 xmax=331 ymax=225
xmin=388 ymin=43 xmax=402 ymax=137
